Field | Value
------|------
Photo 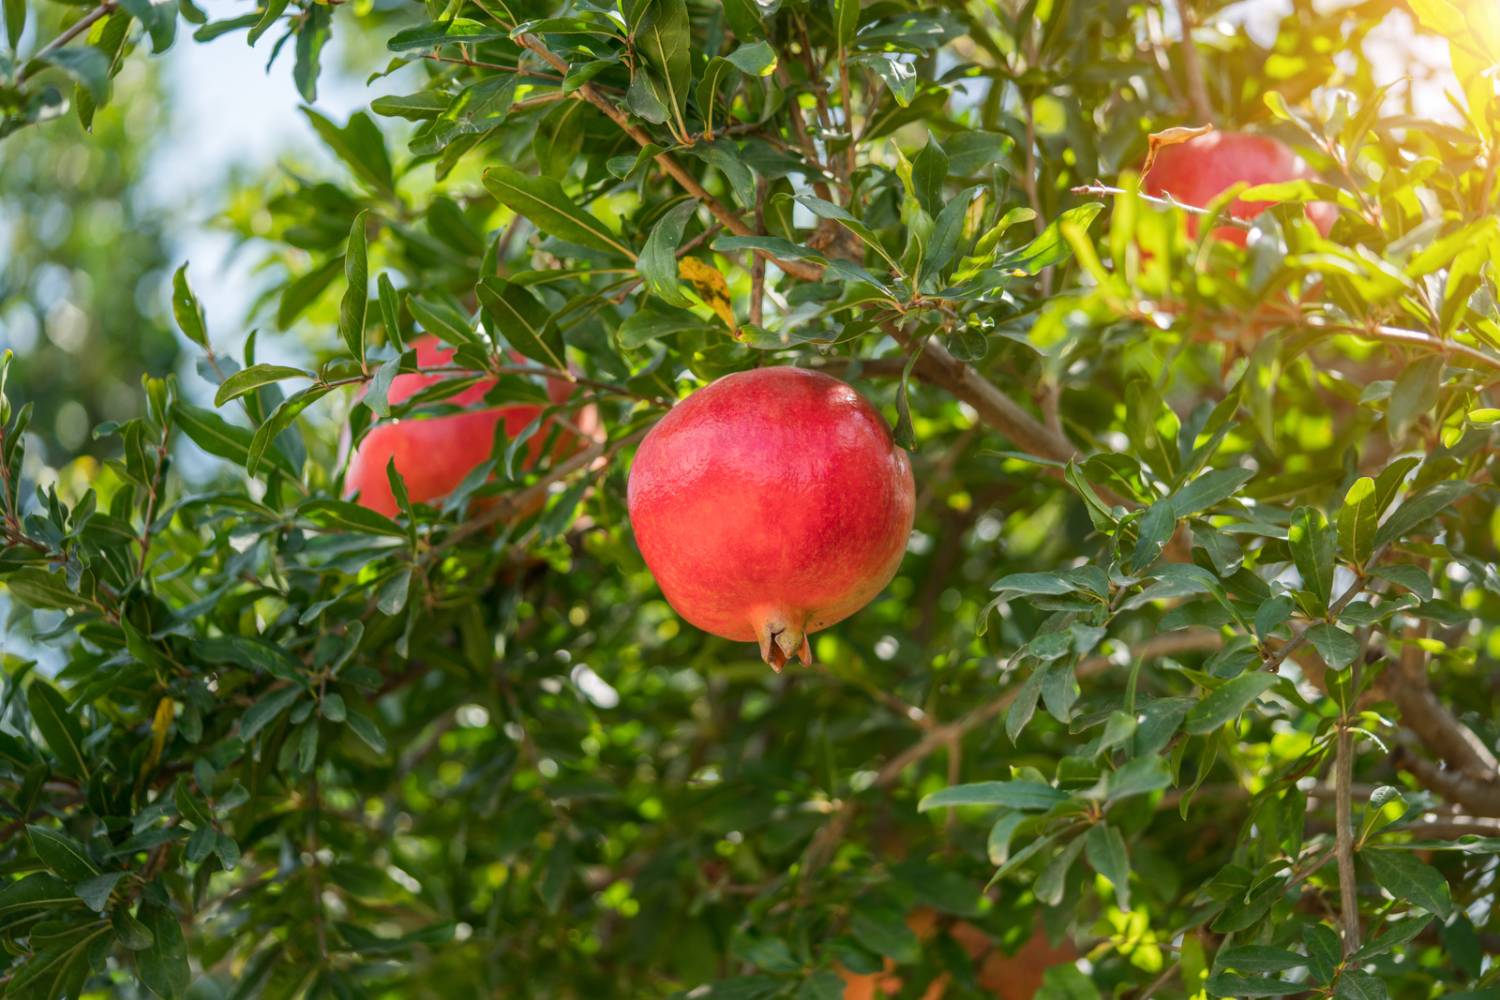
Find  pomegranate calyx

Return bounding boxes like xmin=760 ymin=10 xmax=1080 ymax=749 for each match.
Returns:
xmin=753 ymin=608 xmax=813 ymax=672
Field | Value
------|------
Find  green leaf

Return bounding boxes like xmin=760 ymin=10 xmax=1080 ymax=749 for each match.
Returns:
xmin=74 ymin=871 xmax=125 ymax=912
xmin=27 ymin=681 xmax=89 ymax=778
xmin=483 ymin=165 xmax=634 ymax=258
xmin=634 ymin=0 xmax=691 ymax=135
xmin=213 ymin=364 xmax=311 ymax=408
xmin=795 ymin=194 xmax=900 ymax=273
xmin=0 ymin=873 xmax=76 ymax=916
xmin=639 ymin=201 xmax=695 ymax=306
xmin=1374 ymin=480 xmax=1472 ymax=547
xmin=4 ymin=0 xmax=24 ymax=51
xmin=299 ymin=498 xmax=407 ymax=538
xmin=1184 ymin=673 xmax=1278 ymax=735
xmin=346 ymin=712 xmax=387 ymax=754
xmin=1288 ymin=506 xmax=1335 ymax=613
xmin=408 ymin=296 xmax=478 ymax=348
xmin=1338 ymin=476 xmax=1378 ymax=567
xmin=118 ymin=0 xmax=177 ymax=53
xmin=171 ymin=264 xmax=208 ymax=348
xmin=377 ymin=566 xmax=412 ymax=615
xmin=138 ymin=901 xmax=191 ymax=998
xmin=247 ymin=385 xmax=328 ymax=476
xmin=1204 ymin=973 xmax=1306 ymax=997
xmin=850 ymin=51 xmax=916 ymax=106
xmin=1363 ymin=849 xmax=1452 ymax=918
xmin=1333 ymin=971 xmax=1389 ymax=1000
xmin=1386 ymin=354 xmax=1442 ymax=440
xmin=991 ymin=572 xmax=1076 ymax=597
xmin=42 ymin=47 xmax=110 ymax=104
xmin=239 ymin=686 xmax=303 ymax=742
xmin=1084 ymin=823 xmax=1130 ymax=910
xmin=377 ymin=272 xmax=404 ymax=350
xmin=833 ymin=0 xmax=859 ymax=50
xmin=28 ymin=825 xmax=99 ymax=881
xmin=911 ymin=137 xmax=948 ymax=218
xmin=386 ymin=17 xmax=507 ymax=50
xmin=371 ymin=90 xmax=449 ymax=120
xmin=725 ymin=39 xmax=776 ymax=76
xmin=172 ymin=403 xmax=298 ymax=480
xmin=849 ymin=908 xmax=920 ymax=964
xmin=112 ymin=907 xmax=155 ymax=950
xmin=1215 ymin=945 xmax=1307 ymax=974
xmin=1102 ymin=756 xmax=1172 ymax=802
xmin=340 ymin=210 xmax=370 ymax=366
xmin=1035 ymin=835 xmax=1085 ymax=906
xmin=1170 ymin=467 xmax=1253 ymax=517
xmin=300 ymin=109 xmax=394 ymax=197
xmin=713 ymin=235 xmax=827 ymax=262
xmin=918 ymin=780 xmax=1068 ymax=812
xmin=617 ymin=304 xmax=712 ymax=347
xmin=277 ymin=255 xmax=342 ymax=329
xmin=477 ymin=276 xmax=565 ymax=370
xmin=1129 ymin=501 xmax=1175 ymax=573
xmin=1305 ymin=623 xmax=1359 ymax=670
xmin=1006 ymin=665 xmax=1046 ymax=743
xmin=995 ymin=202 xmax=1104 ymax=274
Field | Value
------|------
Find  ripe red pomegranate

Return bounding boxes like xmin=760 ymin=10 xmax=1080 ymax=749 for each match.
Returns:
xmin=627 ymin=367 xmax=915 ymax=670
xmin=344 ymin=335 xmax=582 ymax=517
xmin=1141 ymin=131 xmax=1336 ymax=246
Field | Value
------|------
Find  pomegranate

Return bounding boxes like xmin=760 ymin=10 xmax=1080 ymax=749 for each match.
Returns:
xmin=1140 ymin=131 xmax=1336 ymax=246
xmin=344 ymin=335 xmax=581 ymax=517
xmin=627 ymin=367 xmax=914 ymax=670
xmin=835 ymin=910 xmax=1074 ymax=1000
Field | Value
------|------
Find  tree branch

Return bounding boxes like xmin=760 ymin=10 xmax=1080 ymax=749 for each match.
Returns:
xmin=513 ymin=34 xmax=1110 ymax=487
xmin=1395 ymin=738 xmax=1500 ymax=817
xmin=16 ymin=1 xmax=118 ymax=86
xmin=514 ymin=34 xmax=823 ymax=284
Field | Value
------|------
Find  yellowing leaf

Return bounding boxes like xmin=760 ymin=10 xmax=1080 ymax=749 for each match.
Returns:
xmin=678 ymin=256 xmax=737 ymax=335
xmin=1142 ymin=124 xmax=1214 ymax=175
xmin=141 ymin=697 xmax=174 ymax=778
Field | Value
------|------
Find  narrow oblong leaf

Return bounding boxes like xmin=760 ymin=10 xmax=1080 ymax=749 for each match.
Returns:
xmin=27 ymin=681 xmax=89 ymax=778
xmin=483 ymin=165 xmax=635 ymax=258
xmin=171 ymin=264 xmax=208 ymax=348
xmin=1184 ymin=673 xmax=1279 ymax=735
xmin=1363 ymin=849 xmax=1452 ymax=918
xmin=1288 ymin=506 xmax=1335 ymax=613
xmin=1084 ymin=823 xmax=1131 ymax=910
xmin=340 ymin=210 xmax=370 ymax=365
xmin=918 ymin=780 xmax=1067 ymax=812
xmin=212 ymin=364 xmax=311 ymax=409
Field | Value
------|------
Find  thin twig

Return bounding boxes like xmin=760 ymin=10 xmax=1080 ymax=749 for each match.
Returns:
xmin=16 ymin=1 xmax=118 ymax=86
xmin=1334 ymin=658 xmax=1362 ymax=955
xmin=514 ymin=35 xmax=823 ymax=284
xmin=1176 ymin=0 xmax=1214 ymax=124
xmin=1070 ymin=182 xmax=1252 ymax=228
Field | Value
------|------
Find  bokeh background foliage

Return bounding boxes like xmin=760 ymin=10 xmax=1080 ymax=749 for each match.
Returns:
xmin=3 ymin=0 xmax=1500 ymax=997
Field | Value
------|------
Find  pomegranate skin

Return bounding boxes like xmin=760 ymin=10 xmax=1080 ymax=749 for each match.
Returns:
xmin=344 ymin=336 xmax=573 ymax=517
xmin=627 ymin=367 xmax=915 ymax=670
xmin=1141 ymin=131 xmax=1336 ymax=247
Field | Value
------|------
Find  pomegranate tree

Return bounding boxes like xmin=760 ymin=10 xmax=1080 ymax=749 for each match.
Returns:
xmin=628 ymin=367 xmax=915 ymax=670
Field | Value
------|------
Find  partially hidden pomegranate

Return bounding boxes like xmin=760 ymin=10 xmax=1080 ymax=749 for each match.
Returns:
xmin=627 ymin=367 xmax=915 ymax=671
xmin=836 ymin=910 xmax=1075 ymax=1000
xmin=344 ymin=335 xmax=585 ymax=517
xmin=1140 ymin=131 xmax=1336 ymax=247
